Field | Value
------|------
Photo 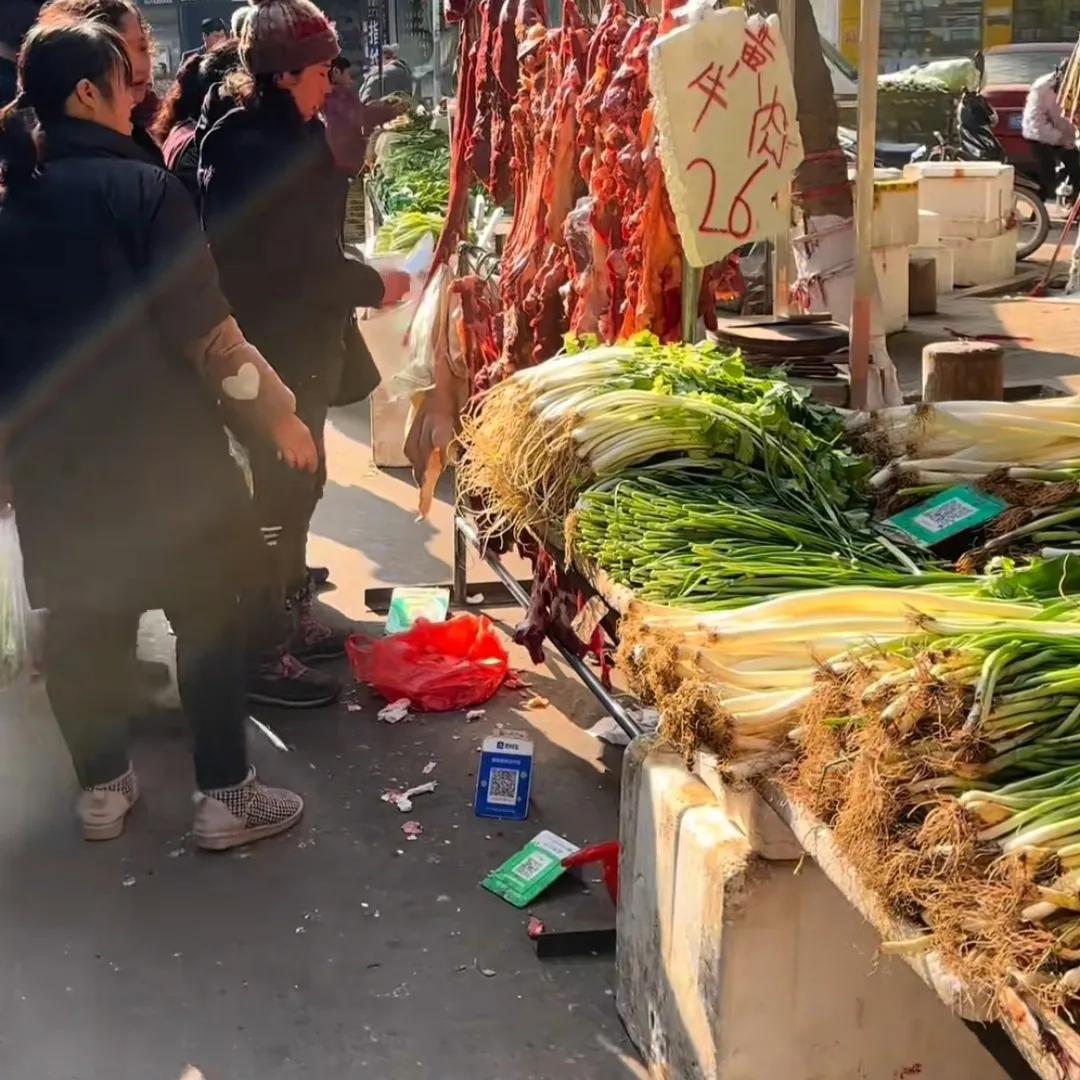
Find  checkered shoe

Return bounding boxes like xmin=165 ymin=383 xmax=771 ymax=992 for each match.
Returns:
xmin=192 ymin=769 xmax=303 ymax=851
xmin=78 ymin=767 xmax=139 ymax=842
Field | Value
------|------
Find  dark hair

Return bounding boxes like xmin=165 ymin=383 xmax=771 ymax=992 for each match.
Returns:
xmin=38 ymin=0 xmax=145 ymax=33
xmin=0 ymin=21 xmax=130 ymax=195
xmin=150 ymin=51 xmax=202 ymax=141
xmin=151 ymin=38 xmax=238 ymax=142
xmin=201 ymin=16 xmax=226 ymax=35
xmin=223 ymin=68 xmax=302 ymax=127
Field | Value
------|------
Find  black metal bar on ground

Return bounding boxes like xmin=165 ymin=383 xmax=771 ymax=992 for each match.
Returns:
xmin=455 ymin=515 xmax=642 ymax=742
xmin=534 ymin=927 xmax=617 ymax=959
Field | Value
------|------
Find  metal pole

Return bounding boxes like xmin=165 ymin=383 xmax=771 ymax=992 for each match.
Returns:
xmin=772 ymin=0 xmax=796 ymax=317
xmin=455 ymin=516 xmax=643 ymax=741
xmin=848 ymin=0 xmax=881 ymax=411
xmin=431 ymin=0 xmax=442 ymax=103
xmin=681 ymin=259 xmax=703 ymax=343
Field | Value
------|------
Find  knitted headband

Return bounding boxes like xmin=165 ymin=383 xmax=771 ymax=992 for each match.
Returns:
xmin=240 ymin=0 xmax=339 ymax=76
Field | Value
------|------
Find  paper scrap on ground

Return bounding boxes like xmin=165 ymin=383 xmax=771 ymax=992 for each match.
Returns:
xmin=422 ymin=760 xmax=437 ymax=775
xmin=465 ymin=709 xmax=485 ymax=722
xmin=587 ymin=716 xmax=631 ymax=747
xmin=378 ymin=698 xmax=411 ymax=724
xmin=649 ymin=7 xmax=802 ymax=268
xmin=523 ymin=695 xmax=549 ymax=710
xmin=381 ymin=780 xmax=438 ymax=813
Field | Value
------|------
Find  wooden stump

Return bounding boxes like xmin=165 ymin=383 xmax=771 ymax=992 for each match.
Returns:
xmin=908 ymin=257 xmax=937 ymax=316
xmin=922 ymin=340 xmax=1004 ymax=403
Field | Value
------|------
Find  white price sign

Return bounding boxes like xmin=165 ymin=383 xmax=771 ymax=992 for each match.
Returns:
xmin=648 ymin=7 xmax=802 ymax=268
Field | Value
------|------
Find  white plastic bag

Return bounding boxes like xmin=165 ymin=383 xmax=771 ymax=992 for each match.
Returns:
xmin=0 ymin=508 xmax=33 ymax=687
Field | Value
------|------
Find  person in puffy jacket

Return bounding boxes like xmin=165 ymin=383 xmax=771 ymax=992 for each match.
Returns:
xmin=39 ymin=0 xmax=163 ymax=164
xmin=0 ymin=19 xmax=312 ymax=849
xmin=154 ymin=39 xmax=239 ymax=202
xmin=200 ymin=0 xmax=409 ymax=708
xmin=1022 ymin=60 xmax=1080 ymax=200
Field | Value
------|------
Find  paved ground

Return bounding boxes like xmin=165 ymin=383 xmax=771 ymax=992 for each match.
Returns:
xmin=0 ymin=405 xmax=642 ymax=1080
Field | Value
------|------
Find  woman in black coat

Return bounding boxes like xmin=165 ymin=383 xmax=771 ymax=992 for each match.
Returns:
xmin=200 ymin=0 xmax=408 ymax=707
xmin=0 ymin=20 xmax=312 ymax=850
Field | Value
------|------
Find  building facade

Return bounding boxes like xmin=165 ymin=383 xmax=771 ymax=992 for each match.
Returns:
xmin=811 ymin=0 xmax=1080 ymax=68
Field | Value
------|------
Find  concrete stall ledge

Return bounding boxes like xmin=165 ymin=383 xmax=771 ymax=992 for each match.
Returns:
xmin=616 ymin=735 xmax=1079 ymax=1079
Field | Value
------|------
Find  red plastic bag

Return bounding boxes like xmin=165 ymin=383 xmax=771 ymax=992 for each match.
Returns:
xmin=346 ymin=613 xmax=509 ymax=712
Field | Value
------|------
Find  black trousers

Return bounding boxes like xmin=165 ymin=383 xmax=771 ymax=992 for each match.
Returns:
xmin=45 ymin=591 xmax=249 ymax=791
xmin=246 ymin=384 xmax=329 ymax=611
xmin=1031 ymin=141 xmax=1080 ymax=200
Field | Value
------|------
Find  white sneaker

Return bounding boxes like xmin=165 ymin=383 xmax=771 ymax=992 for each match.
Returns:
xmin=77 ymin=767 xmax=139 ymax=841
xmin=192 ymin=768 xmax=303 ymax=851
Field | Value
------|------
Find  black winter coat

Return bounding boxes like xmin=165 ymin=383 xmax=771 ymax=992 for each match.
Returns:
xmin=0 ymin=118 xmax=253 ymax=611
xmin=199 ymin=96 xmax=384 ymax=399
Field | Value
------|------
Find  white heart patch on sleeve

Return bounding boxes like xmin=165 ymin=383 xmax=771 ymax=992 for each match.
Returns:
xmin=221 ymin=362 xmax=261 ymax=402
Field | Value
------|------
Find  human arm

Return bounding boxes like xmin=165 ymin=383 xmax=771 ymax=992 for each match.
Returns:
xmin=140 ymin=170 xmax=317 ymax=469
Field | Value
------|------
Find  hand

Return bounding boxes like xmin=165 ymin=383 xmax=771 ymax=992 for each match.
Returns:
xmin=379 ymin=268 xmax=411 ymax=306
xmin=271 ymin=414 xmax=319 ymax=473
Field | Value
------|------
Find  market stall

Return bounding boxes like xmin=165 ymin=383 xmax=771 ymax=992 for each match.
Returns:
xmin=375 ymin=0 xmax=1080 ymax=1072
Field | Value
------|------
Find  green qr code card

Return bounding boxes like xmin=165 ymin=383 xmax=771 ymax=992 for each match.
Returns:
xmin=882 ymin=484 xmax=1007 ymax=548
xmin=481 ymin=830 xmax=580 ymax=908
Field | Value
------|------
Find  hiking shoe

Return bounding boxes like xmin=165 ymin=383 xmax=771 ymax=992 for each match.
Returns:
xmin=193 ymin=768 xmax=303 ymax=851
xmin=289 ymin=599 xmax=349 ymax=664
xmin=78 ymin=767 xmax=139 ymax=841
xmin=247 ymin=650 xmax=340 ymax=708
xmin=306 ymin=565 xmax=332 ymax=592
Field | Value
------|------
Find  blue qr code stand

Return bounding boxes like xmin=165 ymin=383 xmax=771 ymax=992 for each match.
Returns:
xmin=475 ymin=732 xmax=534 ymax=820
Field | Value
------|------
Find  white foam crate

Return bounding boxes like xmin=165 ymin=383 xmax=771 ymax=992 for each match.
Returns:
xmin=872 ymin=245 xmax=910 ymax=334
xmin=871 ymin=179 xmax=919 ymax=248
xmin=910 ymin=244 xmax=955 ymax=294
xmin=942 ymin=229 xmax=1017 ymax=287
xmin=903 ymin=161 xmax=1015 ymax=224
xmin=935 ymin=214 xmax=1011 ymax=240
xmin=917 ymin=209 xmax=941 ymax=246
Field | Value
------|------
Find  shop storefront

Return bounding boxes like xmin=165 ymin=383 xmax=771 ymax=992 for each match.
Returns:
xmin=813 ymin=0 xmax=1080 ymax=67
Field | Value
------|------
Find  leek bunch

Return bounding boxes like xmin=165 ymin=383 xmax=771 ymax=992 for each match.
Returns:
xmin=457 ymin=337 xmax=866 ymax=538
xmin=569 ymin=459 xmax=947 ymax=608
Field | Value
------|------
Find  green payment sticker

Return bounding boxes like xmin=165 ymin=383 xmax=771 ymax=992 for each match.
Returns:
xmin=883 ymin=484 xmax=1008 ymax=548
xmin=481 ymin=830 xmax=580 ymax=908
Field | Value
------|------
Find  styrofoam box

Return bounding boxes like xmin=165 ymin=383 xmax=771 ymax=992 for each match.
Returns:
xmin=910 ymin=244 xmax=955 ymax=294
xmin=871 ymin=180 xmax=919 ymax=248
xmin=872 ymin=245 xmax=910 ymax=334
xmin=917 ymin=209 xmax=941 ymax=246
xmin=942 ymin=228 xmax=1017 ymax=287
xmin=903 ymin=161 xmax=1015 ymax=224
xmin=933 ymin=213 xmax=1010 ymax=240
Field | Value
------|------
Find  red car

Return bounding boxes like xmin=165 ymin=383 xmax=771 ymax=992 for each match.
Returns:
xmin=983 ymin=42 xmax=1075 ymax=176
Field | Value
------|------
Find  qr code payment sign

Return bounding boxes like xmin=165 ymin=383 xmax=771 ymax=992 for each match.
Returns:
xmin=488 ymin=767 xmax=520 ymax=806
xmin=912 ymin=497 xmax=976 ymax=535
xmin=513 ymin=852 xmax=555 ymax=883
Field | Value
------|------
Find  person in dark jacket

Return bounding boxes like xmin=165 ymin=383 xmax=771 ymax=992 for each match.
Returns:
xmin=154 ymin=39 xmax=238 ymax=202
xmin=0 ymin=1 xmax=41 ymax=107
xmin=38 ymin=0 xmax=162 ymax=163
xmin=358 ymin=43 xmax=413 ymax=104
xmin=0 ymin=19 xmax=313 ymax=849
xmin=201 ymin=0 xmax=409 ymax=707
xmin=181 ymin=15 xmax=227 ymax=63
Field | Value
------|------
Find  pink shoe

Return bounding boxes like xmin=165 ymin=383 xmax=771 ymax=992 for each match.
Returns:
xmin=193 ymin=768 xmax=303 ymax=851
xmin=78 ymin=767 xmax=139 ymax=841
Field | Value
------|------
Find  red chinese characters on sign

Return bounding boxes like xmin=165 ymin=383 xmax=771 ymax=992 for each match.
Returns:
xmin=650 ymin=9 xmax=802 ymax=266
xmin=748 ymin=75 xmax=791 ymax=169
xmin=687 ymin=62 xmax=729 ymax=132
xmin=683 ymin=35 xmax=792 ymax=241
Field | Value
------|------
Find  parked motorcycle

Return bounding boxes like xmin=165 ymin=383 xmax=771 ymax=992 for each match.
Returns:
xmin=838 ymin=90 xmax=1051 ymax=261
